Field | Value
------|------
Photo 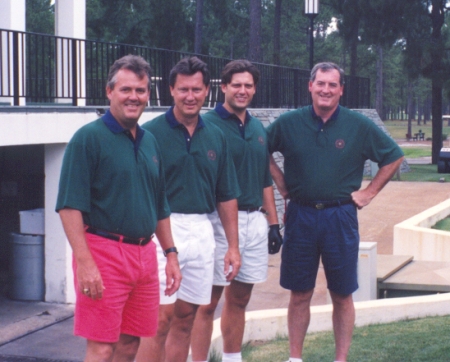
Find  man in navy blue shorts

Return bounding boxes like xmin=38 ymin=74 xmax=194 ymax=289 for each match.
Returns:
xmin=266 ymin=62 xmax=404 ymax=362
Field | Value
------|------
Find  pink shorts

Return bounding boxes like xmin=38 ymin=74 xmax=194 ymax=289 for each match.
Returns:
xmin=73 ymin=232 xmax=159 ymax=343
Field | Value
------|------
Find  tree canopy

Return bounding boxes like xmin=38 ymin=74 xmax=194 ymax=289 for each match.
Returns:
xmin=24 ymin=0 xmax=450 ymax=160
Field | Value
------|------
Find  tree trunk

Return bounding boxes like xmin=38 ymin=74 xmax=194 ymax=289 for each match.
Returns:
xmin=194 ymin=0 xmax=203 ymax=54
xmin=273 ymin=0 xmax=282 ymax=65
xmin=375 ymin=45 xmax=383 ymax=119
xmin=430 ymin=0 xmax=445 ymax=164
xmin=432 ymin=84 xmax=443 ymax=164
xmin=407 ymin=80 xmax=413 ymax=138
xmin=271 ymin=0 xmax=282 ymax=108
xmin=248 ymin=0 xmax=262 ymax=62
xmin=349 ymin=18 xmax=359 ymax=76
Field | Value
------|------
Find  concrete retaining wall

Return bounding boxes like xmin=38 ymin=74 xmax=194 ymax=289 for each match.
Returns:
xmin=204 ymin=293 xmax=450 ymax=359
xmin=394 ymin=199 xmax=450 ymax=261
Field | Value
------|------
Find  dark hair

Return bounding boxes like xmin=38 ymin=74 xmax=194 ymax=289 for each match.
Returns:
xmin=221 ymin=59 xmax=260 ymax=85
xmin=310 ymin=62 xmax=345 ymax=86
xmin=106 ymin=55 xmax=152 ymax=91
xmin=169 ymin=56 xmax=210 ymax=88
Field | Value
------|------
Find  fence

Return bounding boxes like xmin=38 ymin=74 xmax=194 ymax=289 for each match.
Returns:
xmin=0 ymin=28 xmax=370 ymax=109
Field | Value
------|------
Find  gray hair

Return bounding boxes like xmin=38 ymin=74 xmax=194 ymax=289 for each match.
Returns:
xmin=106 ymin=55 xmax=152 ymax=91
xmin=310 ymin=62 xmax=345 ymax=86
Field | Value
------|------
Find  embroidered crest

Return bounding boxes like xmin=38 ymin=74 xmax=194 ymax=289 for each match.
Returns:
xmin=152 ymin=155 xmax=159 ymax=164
xmin=335 ymin=139 xmax=345 ymax=149
xmin=258 ymin=136 xmax=265 ymax=145
xmin=207 ymin=150 xmax=217 ymax=161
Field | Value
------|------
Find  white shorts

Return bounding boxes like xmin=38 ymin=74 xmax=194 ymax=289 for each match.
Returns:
xmin=156 ymin=213 xmax=215 ymax=305
xmin=209 ymin=210 xmax=268 ymax=286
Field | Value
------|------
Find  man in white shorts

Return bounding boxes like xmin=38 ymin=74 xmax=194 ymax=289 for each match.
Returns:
xmin=135 ymin=57 xmax=241 ymax=362
xmin=191 ymin=59 xmax=283 ymax=362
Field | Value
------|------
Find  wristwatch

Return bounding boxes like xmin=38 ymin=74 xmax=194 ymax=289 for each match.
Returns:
xmin=163 ymin=246 xmax=178 ymax=257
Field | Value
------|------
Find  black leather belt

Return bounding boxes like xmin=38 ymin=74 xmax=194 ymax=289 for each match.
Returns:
xmin=238 ymin=207 xmax=266 ymax=213
xmin=292 ymin=198 xmax=354 ymax=210
xmin=85 ymin=226 xmax=153 ymax=246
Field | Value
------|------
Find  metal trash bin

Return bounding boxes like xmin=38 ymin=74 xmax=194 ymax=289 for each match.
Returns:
xmin=438 ymin=147 xmax=450 ymax=174
xmin=9 ymin=232 xmax=45 ymax=301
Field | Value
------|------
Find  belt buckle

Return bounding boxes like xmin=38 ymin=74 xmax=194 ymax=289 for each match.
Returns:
xmin=315 ymin=203 xmax=325 ymax=210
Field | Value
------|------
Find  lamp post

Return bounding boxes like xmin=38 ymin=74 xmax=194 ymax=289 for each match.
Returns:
xmin=304 ymin=0 xmax=319 ymax=70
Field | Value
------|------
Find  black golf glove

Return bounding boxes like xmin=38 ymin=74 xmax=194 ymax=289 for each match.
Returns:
xmin=268 ymin=224 xmax=283 ymax=254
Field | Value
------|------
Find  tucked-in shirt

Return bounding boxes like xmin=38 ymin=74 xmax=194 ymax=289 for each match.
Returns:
xmin=266 ymin=105 xmax=404 ymax=201
xmin=56 ymin=110 xmax=170 ymax=238
xmin=203 ymin=103 xmax=272 ymax=209
xmin=142 ymin=107 xmax=240 ymax=214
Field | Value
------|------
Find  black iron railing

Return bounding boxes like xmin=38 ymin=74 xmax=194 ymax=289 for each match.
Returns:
xmin=0 ymin=28 xmax=370 ymax=108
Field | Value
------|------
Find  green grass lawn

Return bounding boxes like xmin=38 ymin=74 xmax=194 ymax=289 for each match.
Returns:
xmin=400 ymin=147 xmax=431 ymax=158
xmin=384 ymin=120 xmax=450 ymax=141
xmin=397 ymin=164 xmax=450 ymax=182
xmin=432 ymin=216 xmax=450 ymax=231
xmin=235 ymin=315 xmax=450 ymax=362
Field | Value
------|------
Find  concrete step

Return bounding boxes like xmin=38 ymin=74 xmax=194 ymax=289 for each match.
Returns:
xmin=378 ymin=256 xmax=450 ymax=299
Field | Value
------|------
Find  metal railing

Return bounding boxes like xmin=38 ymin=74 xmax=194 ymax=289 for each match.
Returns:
xmin=0 ymin=28 xmax=370 ymax=108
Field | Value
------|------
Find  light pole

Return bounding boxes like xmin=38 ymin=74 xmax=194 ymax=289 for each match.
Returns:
xmin=304 ymin=0 xmax=319 ymax=70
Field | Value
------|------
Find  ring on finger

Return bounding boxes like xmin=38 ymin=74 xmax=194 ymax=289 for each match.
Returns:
xmin=83 ymin=288 xmax=90 ymax=295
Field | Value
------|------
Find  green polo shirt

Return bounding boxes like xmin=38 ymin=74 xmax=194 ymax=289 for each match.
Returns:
xmin=142 ymin=107 xmax=240 ymax=214
xmin=266 ymin=106 xmax=403 ymax=201
xmin=56 ymin=110 xmax=170 ymax=238
xmin=203 ymin=104 xmax=272 ymax=209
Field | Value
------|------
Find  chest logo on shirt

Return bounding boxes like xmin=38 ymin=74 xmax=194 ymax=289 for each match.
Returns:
xmin=258 ymin=136 xmax=265 ymax=145
xmin=152 ymin=156 xmax=159 ymax=164
xmin=207 ymin=150 xmax=217 ymax=161
xmin=335 ymin=139 xmax=345 ymax=149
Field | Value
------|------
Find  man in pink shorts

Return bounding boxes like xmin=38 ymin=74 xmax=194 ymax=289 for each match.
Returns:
xmin=56 ymin=55 xmax=181 ymax=361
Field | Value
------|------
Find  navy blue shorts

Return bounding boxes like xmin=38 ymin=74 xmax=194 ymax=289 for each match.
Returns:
xmin=280 ymin=200 xmax=359 ymax=295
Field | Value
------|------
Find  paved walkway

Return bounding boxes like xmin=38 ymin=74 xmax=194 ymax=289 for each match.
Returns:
xmin=1 ymin=180 xmax=450 ymax=361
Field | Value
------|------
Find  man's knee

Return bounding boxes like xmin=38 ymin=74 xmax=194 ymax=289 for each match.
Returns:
xmin=226 ymin=281 xmax=254 ymax=309
xmin=117 ymin=334 xmax=140 ymax=358
xmin=290 ymin=289 xmax=314 ymax=306
xmin=86 ymin=340 xmax=115 ymax=361
xmin=156 ymin=304 xmax=175 ymax=336
xmin=329 ymin=291 xmax=353 ymax=306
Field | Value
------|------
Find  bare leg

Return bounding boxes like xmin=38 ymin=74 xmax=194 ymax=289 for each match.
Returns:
xmin=135 ymin=304 xmax=175 ymax=362
xmin=164 ymin=299 xmax=199 ymax=362
xmin=329 ymin=291 xmax=355 ymax=362
xmin=287 ymin=289 xmax=314 ymax=359
xmin=112 ymin=334 xmax=140 ymax=362
xmin=191 ymin=286 xmax=224 ymax=361
xmin=85 ymin=340 xmax=115 ymax=362
xmin=221 ymin=280 xmax=254 ymax=353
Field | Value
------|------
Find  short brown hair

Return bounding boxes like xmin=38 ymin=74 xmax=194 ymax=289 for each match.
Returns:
xmin=221 ymin=59 xmax=260 ymax=85
xmin=169 ymin=56 xmax=210 ymax=88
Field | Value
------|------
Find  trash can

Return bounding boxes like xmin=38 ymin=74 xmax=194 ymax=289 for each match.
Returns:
xmin=438 ymin=147 xmax=450 ymax=173
xmin=9 ymin=232 xmax=45 ymax=301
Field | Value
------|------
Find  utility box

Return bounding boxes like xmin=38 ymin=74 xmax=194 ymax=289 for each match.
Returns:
xmin=438 ymin=148 xmax=450 ymax=174
xmin=19 ymin=208 xmax=44 ymax=235
xmin=353 ymin=241 xmax=377 ymax=302
xmin=9 ymin=233 xmax=45 ymax=301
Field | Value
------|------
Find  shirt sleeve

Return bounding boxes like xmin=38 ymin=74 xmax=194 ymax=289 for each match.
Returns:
xmin=55 ymin=130 xmax=95 ymax=213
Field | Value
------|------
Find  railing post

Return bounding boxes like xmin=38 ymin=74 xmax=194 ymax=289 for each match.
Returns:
xmin=12 ymin=31 xmax=20 ymax=106
xmin=71 ymin=39 xmax=78 ymax=106
xmin=294 ymin=68 xmax=299 ymax=109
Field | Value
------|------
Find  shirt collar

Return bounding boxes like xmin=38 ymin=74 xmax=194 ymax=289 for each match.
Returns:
xmin=166 ymin=106 xmax=205 ymax=129
xmin=215 ymin=103 xmax=251 ymax=123
xmin=311 ymin=105 xmax=340 ymax=123
xmin=101 ymin=109 xmax=145 ymax=142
